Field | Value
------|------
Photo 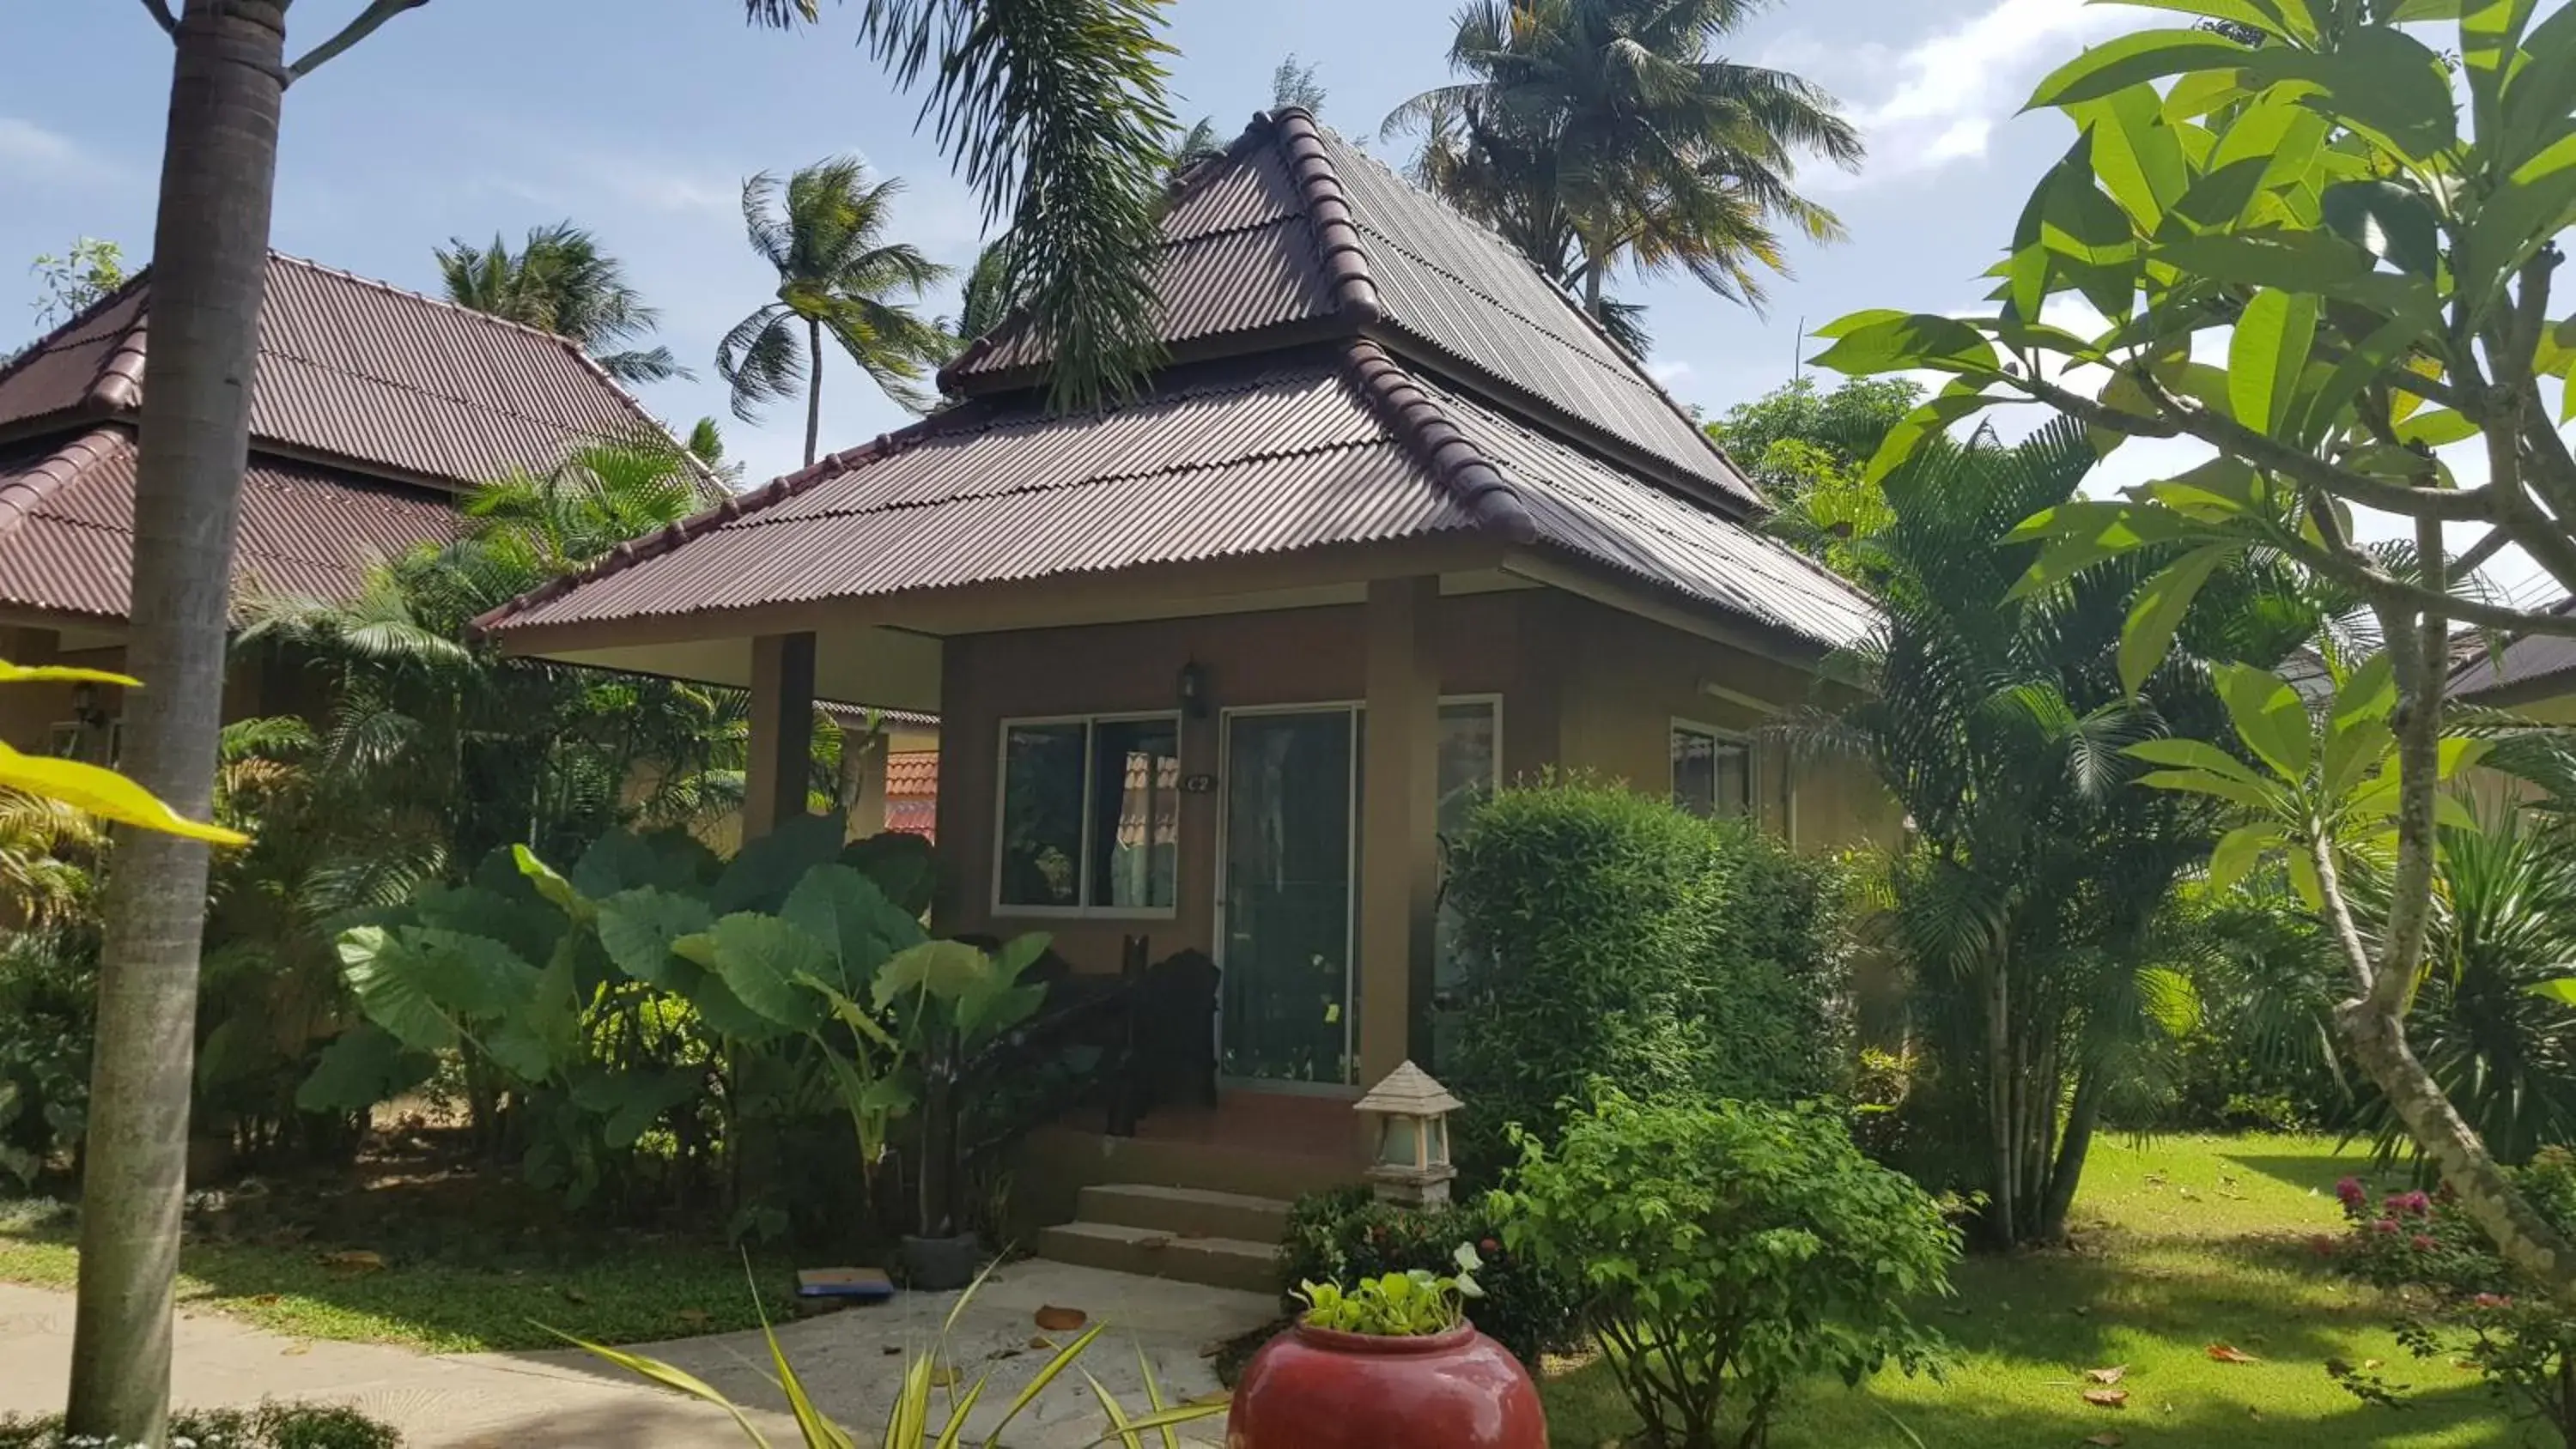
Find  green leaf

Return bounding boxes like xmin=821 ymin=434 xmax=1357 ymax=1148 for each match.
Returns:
xmin=2320 ymin=180 xmax=2443 ymax=280
xmin=872 ymin=939 xmax=998 ymax=1011
xmin=2321 ymin=717 xmax=2395 ymax=800
xmin=2156 ymin=228 xmax=2370 ymax=294
xmin=335 ymin=927 xmax=455 ymax=1053
xmin=2332 ymin=653 xmax=2398 ymax=728
xmin=2294 ymin=301 xmax=2445 ymax=449
xmin=2287 ymin=846 xmax=2326 ymax=911
xmin=2140 ymin=458 xmax=2263 ymax=521
xmin=2123 ymin=543 xmax=2236 ymax=694
xmin=2499 ymin=3 xmax=2576 ymax=170
xmin=2136 ymin=767 xmax=2283 ymax=812
xmin=594 ymin=888 xmax=715 ymax=991
xmin=295 ymin=1025 xmax=432 ymax=1114
xmin=710 ymin=809 xmax=850 ymax=914
xmin=2027 ymin=28 xmax=2254 ymax=110
xmin=2393 ymin=408 xmax=2481 ymax=446
xmin=2208 ymin=822 xmax=2287 ymax=890
xmin=2529 ymin=978 xmax=2576 ymax=1007
xmin=2216 ymin=664 xmax=2314 ymax=781
xmin=2229 ymin=289 xmax=2321 ymax=435
xmin=1863 ymin=385 xmax=1997 ymax=484
xmin=2114 ymin=0 xmax=2303 ymax=40
xmin=2128 ymin=737 xmax=2277 ymax=790
xmin=2072 ymin=84 xmax=2190 ymax=227
xmin=781 ymin=864 xmax=927 ymax=994
xmin=1808 ymin=313 xmax=2001 ymax=378
xmin=2245 ymin=27 xmax=2458 ymax=158
xmin=515 ymin=845 xmax=592 ymax=923
xmin=2007 ymin=499 xmax=2205 ymax=596
xmin=676 ymin=914 xmax=835 ymax=1032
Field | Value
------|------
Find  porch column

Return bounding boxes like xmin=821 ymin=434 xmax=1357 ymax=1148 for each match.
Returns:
xmin=1358 ymin=576 xmax=1441 ymax=1085
xmin=744 ymin=631 xmax=817 ymax=840
xmin=843 ymin=725 xmax=890 ymax=839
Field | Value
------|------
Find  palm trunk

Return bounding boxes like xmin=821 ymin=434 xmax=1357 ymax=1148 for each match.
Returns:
xmin=1984 ymin=958 xmax=2017 ymax=1248
xmin=1582 ymin=239 xmax=1607 ymax=323
xmin=804 ymin=315 xmax=824 ymax=468
xmin=2040 ymin=1064 xmax=2103 ymax=1242
xmin=67 ymin=2 xmax=285 ymax=1438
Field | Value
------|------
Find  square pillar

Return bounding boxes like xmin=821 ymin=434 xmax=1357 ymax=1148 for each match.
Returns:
xmin=1358 ymin=576 xmax=1441 ymax=1085
xmin=843 ymin=725 xmax=890 ymax=840
xmin=744 ymin=631 xmax=817 ymax=840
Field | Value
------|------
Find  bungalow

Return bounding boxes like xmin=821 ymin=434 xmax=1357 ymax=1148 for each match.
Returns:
xmin=0 ymin=253 xmax=938 ymax=786
xmin=477 ymin=110 xmax=1898 ymax=1280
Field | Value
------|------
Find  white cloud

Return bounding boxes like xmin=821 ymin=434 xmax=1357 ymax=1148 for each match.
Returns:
xmin=0 ymin=118 xmax=112 ymax=182
xmin=1648 ymin=358 xmax=1696 ymax=387
xmin=1787 ymin=0 xmax=2137 ymax=190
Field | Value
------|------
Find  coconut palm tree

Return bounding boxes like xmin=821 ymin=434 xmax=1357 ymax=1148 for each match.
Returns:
xmin=85 ymin=3 xmax=1171 ymax=1431
xmin=717 ymin=159 xmax=955 ymax=466
xmin=436 ymin=222 xmax=687 ymax=385
xmin=1384 ymin=0 xmax=1862 ymax=337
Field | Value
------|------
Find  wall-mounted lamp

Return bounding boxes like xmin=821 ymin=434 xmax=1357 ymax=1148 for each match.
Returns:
xmin=1177 ymin=661 xmax=1211 ymax=719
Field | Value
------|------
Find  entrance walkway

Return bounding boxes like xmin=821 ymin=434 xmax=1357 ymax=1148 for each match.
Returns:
xmin=0 ymin=1262 xmax=1270 ymax=1446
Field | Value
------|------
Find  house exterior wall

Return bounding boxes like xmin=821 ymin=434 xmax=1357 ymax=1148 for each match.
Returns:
xmin=1 ymin=627 xmax=309 ymax=763
xmin=931 ymin=587 xmax=1899 ymax=975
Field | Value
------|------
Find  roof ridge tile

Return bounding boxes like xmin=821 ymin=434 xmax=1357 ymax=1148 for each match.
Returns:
xmin=1268 ymin=107 xmax=1382 ymax=324
xmin=0 ymin=425 xmax=131 ymax=537
xmin=1343 ymin=340 xmax=1534 ymax=544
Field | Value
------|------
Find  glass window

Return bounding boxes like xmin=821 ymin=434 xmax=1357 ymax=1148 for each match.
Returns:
xmin=999 ymin=723 xmax=1087 ymax=908
xmin=1672 ymin=724 xmax=1750 ymax=819
xmin=1091 ymin=717 xmax=1181 ymax=910
xmin=998 ymin=715 xmax=1181 ymax=912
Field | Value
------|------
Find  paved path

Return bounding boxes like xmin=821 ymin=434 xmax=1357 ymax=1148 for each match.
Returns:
xmin=0 ymin=1263 xmax=1272 ymax=1446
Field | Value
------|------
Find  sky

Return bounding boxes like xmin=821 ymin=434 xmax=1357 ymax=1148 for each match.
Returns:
xmin=0 ymin=0 xmax=2552 ymax=604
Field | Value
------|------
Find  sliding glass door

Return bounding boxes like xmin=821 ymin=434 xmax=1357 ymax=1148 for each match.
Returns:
xmin=1218 ymin=708 xmax=1358 ymax=1086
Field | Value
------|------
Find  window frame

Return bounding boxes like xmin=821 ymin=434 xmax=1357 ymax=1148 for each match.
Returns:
xmin=1669 ymin=716 xmax=1753 ymax=821
xmin=990 ymin=709 xmax=1185 ymax=920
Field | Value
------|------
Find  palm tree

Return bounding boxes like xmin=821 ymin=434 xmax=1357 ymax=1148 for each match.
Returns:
xmin=85 ymin=2 xmax=1173 ymax=1431
xmin=436 ymin=222 xmax=687 ymax=385
xmin=718 ymin=159 xmax=954 ymax=466
xmin=1384 ymin=0 xmax=1862 ymax=338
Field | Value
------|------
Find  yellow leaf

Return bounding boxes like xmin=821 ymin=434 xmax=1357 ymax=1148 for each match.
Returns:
xmin=0 ymin=661 xmax=142 ymax=688
xmin=0 ymin=741 xmax=247 ymax=846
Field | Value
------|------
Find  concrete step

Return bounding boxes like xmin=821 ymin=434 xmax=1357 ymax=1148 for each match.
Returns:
xmin=1035 ymin=1220 xmax=1279 ymax=1296
xmin=1077 ymin=1184 xmax=1293 ymax=1244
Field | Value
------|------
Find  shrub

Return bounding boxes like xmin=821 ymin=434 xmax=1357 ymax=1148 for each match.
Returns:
xmin=0 ymin=1403 xmax=398 ymax=1449
xmin=2326 ymin=1149 xmax=2576 ymax=1441
xmin=1443 ymin=779 xmax=1847 ymax=1180
xmin=1279 ymin=1185 xmax=1580 ymax=1366
xmin=0 ymin=927 xmax=96 ymax=1188
xmin=1497 ymin=1089 xmax=1957 ymax=1449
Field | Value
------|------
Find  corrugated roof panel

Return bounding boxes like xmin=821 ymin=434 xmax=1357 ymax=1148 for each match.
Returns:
xmin=1164 ymin=141 xmax=1303 ymax=241
xmin=969 ymin=221 xmax=1332 ymax=373
xmin=0 ymin=426 xmax=460 ymax=621
xmin=1419 ymin=376 xmax=1875 ymax=649
xmin=0 ymin=254 xmax=681 ymax=490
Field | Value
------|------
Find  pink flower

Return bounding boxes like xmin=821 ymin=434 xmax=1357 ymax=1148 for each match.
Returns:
xmin=2308 ymin=1234 xmax=2338 ymax=1257
xmin=2336 ymin=1177 xmax=2369 ymax=1210
xmin=2410 ymin=1234 xmax=2435 ymax=1252
xmin=2474 ymin=1293 xmax=2512 ymax=1309
xmin=2390 ymin=1190 xmax=2433 ymax=1218
xmin=2373 ymin=1218 xmax=2401 ymax=1234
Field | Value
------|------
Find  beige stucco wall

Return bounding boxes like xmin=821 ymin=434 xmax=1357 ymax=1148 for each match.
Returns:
xmin=933 ymin=587 xmax=1901 ymax=973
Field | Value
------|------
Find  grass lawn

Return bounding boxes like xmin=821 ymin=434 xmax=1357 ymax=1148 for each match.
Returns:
xmin=0 ymin=1196 xmax=796 ymax=1355
xmin=1540 ymin=1133 xmax=2531 ymax=1448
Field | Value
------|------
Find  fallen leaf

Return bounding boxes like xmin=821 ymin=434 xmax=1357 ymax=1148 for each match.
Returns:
xmin=252 ymin=1294 xmax=281 ymax=1306
xmin=882 ymin=1345 xmax=903 ymax=1356
xmin=2085 ymin=1366 xmax=2127 ymax=1385
xmin=2085 ymin=1434 xmax=2126 ymax=1447
xmin=2364 ymin=1358 xmax=2385 ymax=1371
xmin=281 ymin=1343 xmax=312 ymax=1357
xmin=927 ymin=1367 xmax=959 ymax=1389
xmin=319 ymin=1250 xmax=384 ymax=1273
xmin=562 ymin=1287 xmax=589 ymax=1305
xmin=1034 ymin=1305 xmax=1088 ymax=1332
xmin=2178 ymin=1186 xmax=2199 ymax=1200
xmin=1029 ymin=1336 xmax=1056 ymax=1351
xmin=1188 ymin=1391 xmax=1230 ymax=1407
xmin=2082 ymin=1388 xmax=2129 ymax=1410
xmin=1134 ymin=1234 xmax=1173 ymax=1251
xmin=2206 ymin=1343 xmax=2261 ymax=1364
xmin=676 ymin=1308 xmax=710 ymax=1329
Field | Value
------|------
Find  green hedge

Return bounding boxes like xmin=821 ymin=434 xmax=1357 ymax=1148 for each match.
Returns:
xmin=1278 ymin=1186 xmax=1580 ymax=1366
xmin=1443 ymin=779 xmax=1848 ymax=1180
xmin=0 ymin=1404 xmax=398 ymax=1449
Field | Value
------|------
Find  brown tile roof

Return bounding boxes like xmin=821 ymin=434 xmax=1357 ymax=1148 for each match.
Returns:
xmin=0 ymin=252 xmax=697 ymax=492
xmin=944 ymin=109 xmax=1753 ymax=512
xmin=0 ymin=425 xmax=460 ymax=622
xmin=2452 ymin=597 xmax=2576 ymax=703
xmin=482 ymin=342 xmax=1874 ymax=652
xmin=885 ymin=750 xmax=939 ymax=796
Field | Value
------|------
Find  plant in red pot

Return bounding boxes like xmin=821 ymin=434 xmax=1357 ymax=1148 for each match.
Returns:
xmin=1228 ymin=1244 xmax=1547 ymax=1449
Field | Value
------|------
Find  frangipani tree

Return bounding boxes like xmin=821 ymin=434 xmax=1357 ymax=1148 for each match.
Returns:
xmin=1815 ymin=0 xmax=2576 ymax=1296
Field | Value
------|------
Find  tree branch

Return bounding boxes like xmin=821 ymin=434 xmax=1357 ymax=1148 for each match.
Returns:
xmin=2369 ymin=524 xmax=2446 ymax=1019
xmin=2011 ymin=369 xmax=2498 ymax=523
xmin=285 ymin=0 xmax=428 ymax=82
xmin=2271 ymin=529 xmax=2576 ymax=637
xmin=137 ymin=0 xmax=177 ymax=37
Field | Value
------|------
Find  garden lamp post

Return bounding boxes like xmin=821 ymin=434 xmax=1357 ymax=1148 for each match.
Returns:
xmin=1355 ymin=1060 xmax=1460 ymax=1206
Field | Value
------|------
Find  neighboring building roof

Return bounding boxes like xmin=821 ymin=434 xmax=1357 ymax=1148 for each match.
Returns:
xmin=0 ymin=252 xmax=696 ymax=493
xmin=0 ymin=424 xmax=459 ymax=622
xmin=816 ymin=700 xmax=941 ymax=733
xmin=944 ymin=109 xmax=1753 ymax=512
xmin=885 ymin=750 xmax=939 ymax=797
xmin=484 ymin=340 xmax=1874 ymax=652
xmin=2452 ymin=597 xmax=2576 ymax=703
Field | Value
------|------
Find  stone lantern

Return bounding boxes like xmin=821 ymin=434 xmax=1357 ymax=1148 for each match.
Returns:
xmin=1355 ymin=1060 xmax=1461 ymax=1206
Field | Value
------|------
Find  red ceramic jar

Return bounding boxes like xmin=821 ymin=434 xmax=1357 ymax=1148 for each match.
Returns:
xmin=1225 ymin=1319 xmax=1548 ymax=1449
